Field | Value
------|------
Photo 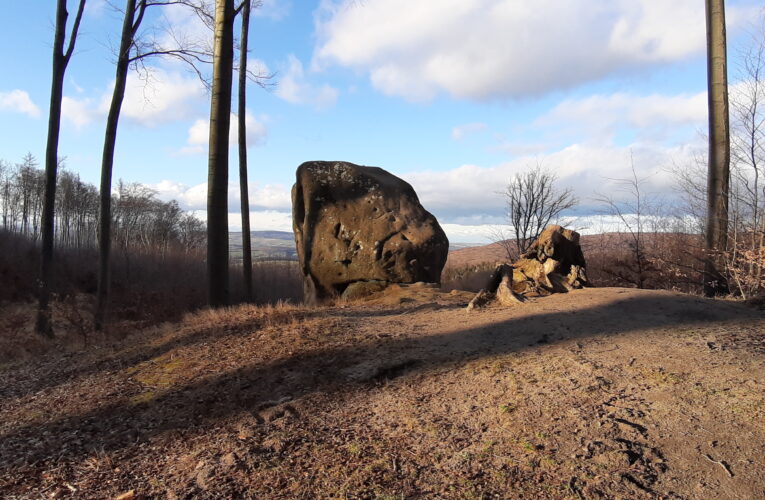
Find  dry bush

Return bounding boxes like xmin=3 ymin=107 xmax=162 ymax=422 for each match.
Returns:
xmin=230 ymin=261 xmax=304 ymax=306
xmin=722 ymin=231 xmax=765 ymax=298
xmin=177 ymin=300 xmax=307 ymax=335
xmin=0 ymin=229 xmax=304 ymax=333
xmin=581 ymin=232 xmax=705 ymax=293
xmin=0 ymin=230 xmax=41 ymax=302
xmin=441 ymin=233 xmax=707 ymax=295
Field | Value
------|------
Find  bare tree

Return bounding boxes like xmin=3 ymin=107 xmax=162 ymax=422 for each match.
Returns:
xmin=724 ymin=16 xmax=765 ymax=298
xmin=95 ymin=0 xmax=214 ymax=330
xmin=704 ymin=0 xmax=731 ymax=296
xmin=95 ymin=0 xmax=141 ymax=330
xmin=237 ymin=0 xmax=253 ymax=301
xmin=496 ymin=164 xmax=577 ymax=259
xmin=594 ymin=159 xmax=665 ymax=289
xmin=36 ymin=0 xmax=87 ymax=337
xmin=206 ymin=0 xmax=237 ymax=307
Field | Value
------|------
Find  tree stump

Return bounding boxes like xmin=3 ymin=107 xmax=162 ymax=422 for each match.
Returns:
xmin=467 ymin=264 xmax=525 ymax=310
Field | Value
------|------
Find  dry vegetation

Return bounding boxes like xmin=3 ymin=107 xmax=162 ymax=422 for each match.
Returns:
xmin=0 ymin=229 xmax=303 ymax=361
xmin=1 ymin=286 xmax=763 ymax=498
xmin=442 ymin=232 xmax=709 ymax=295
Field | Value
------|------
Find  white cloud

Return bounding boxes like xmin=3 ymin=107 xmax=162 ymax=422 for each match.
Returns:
xmin=403 ymin=142 xmax=702 ymax=218
xmin=61 ymin=68 xmax=207 ymax=129
xmin=227 ymin=210 xmax=294 ymax=232
xmin=184 ymin=209 xmax=293 ymax=232
xmin=181 ymin=112 xmax=268 ymax=154
xmin=451 ymin=122 xmax=487 ymax=141
xmin=536 ymin=91 xmax=708 ymax=142
xmin=84 ymin=0 xmax=108 ymax=17
xmin=151 ymin=179 xmax=291 ymax=212
xmin=248 ymin=58 xmax=272 ymax=79
xmin=62 ymin=96 xmax=100 ymax=129
xmin=275 ymin=55 xmax=339 ymax=110
xmin=116 ymin=69 xmax=206 ymax=126
xmin=254 ymin=0 xmax=292 ymax=21
xmin=0 ymin=90 xmax=41 ymax=117
xmin=314 ymin=0 xmax=751 ymax=101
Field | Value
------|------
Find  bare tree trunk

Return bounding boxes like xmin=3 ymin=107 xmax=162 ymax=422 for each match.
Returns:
xmin=95 ymin=0 xmax=140 ymax=330
xmin=207 ymin=0 xmax=235 ymax=307
xmin=704 ymin=0 xmax=731 ymax=296
xmin=36 ymin=0 xmax=86 ymax=337
xmin=238 ymin=0 xmax=253 ymax=301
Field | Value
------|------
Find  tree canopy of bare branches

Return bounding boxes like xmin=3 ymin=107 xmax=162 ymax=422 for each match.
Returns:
xmin=594 ymin=159 xmax=668 ymax=289
xmin=496 ymin=164 xmax=577 ymax=260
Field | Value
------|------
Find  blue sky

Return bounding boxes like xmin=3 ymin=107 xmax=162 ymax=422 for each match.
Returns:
xmin=0 ymin=0 xmax=763 ymax=242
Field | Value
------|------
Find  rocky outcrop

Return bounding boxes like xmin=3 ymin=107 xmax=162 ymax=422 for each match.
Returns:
xmin=512 ymin=225 xmax=591 ymax=294
xmin=292 ymin=161 xmax=449 ymax=304
xmin=466 ymin=226 xmax=591 ymax=310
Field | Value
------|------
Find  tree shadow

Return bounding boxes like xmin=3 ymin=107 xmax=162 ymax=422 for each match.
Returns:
xmin=1 ymin=300 xmax=466 ymax=402
xmin=0 ymin=292 xmax=756 ymax=470
xmin=0 ymin=307 xmax=328 ymax=402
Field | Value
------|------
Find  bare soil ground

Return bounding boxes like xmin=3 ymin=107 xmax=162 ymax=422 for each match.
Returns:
xmin=1 ymin=286 xmax=764 ymax=499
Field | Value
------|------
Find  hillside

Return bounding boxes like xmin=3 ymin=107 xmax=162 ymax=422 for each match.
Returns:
xmin=445 ymin=232 xmax=705 ymax=269
xmin=1 ymin=287 xmax=763 ymax=498
xmin=229 ymin=231 xmax=298 ymax=262
xmin=228 ymin=231 xmax=484 ymax=264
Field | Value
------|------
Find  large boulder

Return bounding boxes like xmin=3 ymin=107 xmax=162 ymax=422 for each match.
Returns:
xmin=512 ymin=225 xmax=591 ymax=294
xmin=292 ymin=161 xmax=449 ymax=304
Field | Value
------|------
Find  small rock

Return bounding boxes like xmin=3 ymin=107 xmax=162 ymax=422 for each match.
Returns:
xmin=114 ymin=490 xmax=136 ymax=500
xmin=221 ymin=452 xmax=238 ymax=468
xmin=195 ymin=468 xmax=210 ymax=490
xmin=262 ymin=436 xmax=288 ymax=453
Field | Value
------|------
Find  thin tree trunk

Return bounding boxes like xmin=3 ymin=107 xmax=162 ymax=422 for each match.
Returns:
xmin=95 ymin=0 xmax=138 ymax=330
xmin=704 ymin=0 xmax=731 ymax=296
xmin=238 ymin=0 xmax=253 ymax=301
xmin=36 ymin=0 xmax=86 ymax=337
xmin=207 ymin=0 xmax=235 ymax=307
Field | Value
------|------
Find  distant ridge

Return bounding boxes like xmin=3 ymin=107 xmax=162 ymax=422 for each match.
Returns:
xmin=246 ymin=230 xmax=295 ymax=240
xmin=229 ymin=231 xmax=297 ymax=262
xmin=229 ymin=231 xmax=482 ymax=262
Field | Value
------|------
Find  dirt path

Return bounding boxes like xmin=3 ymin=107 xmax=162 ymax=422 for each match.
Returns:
xmin=1 ymin=287 xmax=763 ymax=499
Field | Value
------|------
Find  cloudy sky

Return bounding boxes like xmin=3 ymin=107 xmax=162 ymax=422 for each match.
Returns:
xmin=0 ymin=0 xmax=763 ymax=242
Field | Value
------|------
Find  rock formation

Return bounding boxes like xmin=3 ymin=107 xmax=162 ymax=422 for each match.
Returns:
xmin=512 ymin=225 xmax=591 ymax=294
xmin=467 ymin=225 xmax=590 ymax=310
xmin=292 ymin=161 xmax=449 ymax=304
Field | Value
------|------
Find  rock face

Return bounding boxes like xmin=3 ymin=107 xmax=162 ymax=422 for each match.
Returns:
xmin=512 ymin=225 xmax=591 ymax=294
xmin=292 ymin=161 xmax=449 ymax=304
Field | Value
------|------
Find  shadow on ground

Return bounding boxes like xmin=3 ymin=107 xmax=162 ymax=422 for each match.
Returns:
xmin=0 ymin=291 xmax=757 ymax=471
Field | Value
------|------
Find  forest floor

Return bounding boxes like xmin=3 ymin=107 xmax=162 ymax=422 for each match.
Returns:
xmin=1 ymin=285 xmax=764 ymax=499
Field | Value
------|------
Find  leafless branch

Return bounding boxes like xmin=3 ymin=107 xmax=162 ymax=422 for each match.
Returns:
xmin=497 ymin=162 xmax=577 ymax=256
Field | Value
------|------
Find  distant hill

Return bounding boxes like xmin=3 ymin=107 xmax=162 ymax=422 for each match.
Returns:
xmin=445 ymin=232 xmax=704 ymax=269
xmin=230 ymin=230 xmax=482 ymax=262
xmin=229 ymin=231 xmax=298 ymax=262
xmin=247 ymin=231 xmax=295 ymax=240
